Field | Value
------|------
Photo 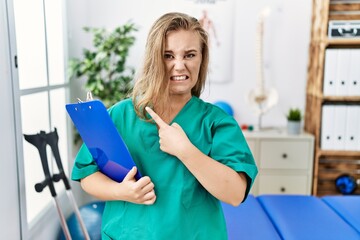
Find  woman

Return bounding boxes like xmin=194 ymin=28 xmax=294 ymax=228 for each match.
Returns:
xmin=72 ymin=12 xmax=258 ymax=239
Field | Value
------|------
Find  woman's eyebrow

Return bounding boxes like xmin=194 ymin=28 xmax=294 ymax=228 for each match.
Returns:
xmin=185 ymin=49 xmax=198 ymax=53
xmin=164 ymin=49 xmax=198 ymax=53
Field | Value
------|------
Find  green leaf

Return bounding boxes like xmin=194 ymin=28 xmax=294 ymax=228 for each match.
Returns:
xmin=287 ymin=108 xmax=302 ymax=121
xmin=68 ymin=22 xmax=137 ymax=127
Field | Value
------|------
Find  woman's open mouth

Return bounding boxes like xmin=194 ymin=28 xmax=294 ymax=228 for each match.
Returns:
xmin=171 ymin=75 xmax=189 ymax=81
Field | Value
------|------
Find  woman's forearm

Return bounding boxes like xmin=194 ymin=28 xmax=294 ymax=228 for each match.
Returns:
xmin=80 ymin=169 xmax=157 ymax=205
xmin=80 ymin=171 xmax=122 ymax=201
xmin=178 ymin=144 xmax=248 ymax=206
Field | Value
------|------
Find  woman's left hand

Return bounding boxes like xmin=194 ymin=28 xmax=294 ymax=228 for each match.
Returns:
xmin=146 ymin=107 xmax=192 ymax=158
xmin=146 ymin=107 xmax=247 ymax=205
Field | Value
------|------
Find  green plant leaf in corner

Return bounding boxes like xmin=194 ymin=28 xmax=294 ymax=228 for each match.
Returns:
xmin=68 ymin=22 xmax=138 ymax=144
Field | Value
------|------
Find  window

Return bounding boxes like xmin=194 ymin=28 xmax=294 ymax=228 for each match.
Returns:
xmin=13 ymin=0 xmax=69 ymax=228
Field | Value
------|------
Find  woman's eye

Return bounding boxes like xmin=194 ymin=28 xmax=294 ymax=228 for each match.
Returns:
xmin=185 ymin=53 xmax=195 ymax=59
xmin=164 ymin=54 xmax=173 ymax=59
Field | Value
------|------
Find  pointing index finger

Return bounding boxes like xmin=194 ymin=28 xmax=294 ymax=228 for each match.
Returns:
xmin=145 ymin=107 xmax=168 ymax=128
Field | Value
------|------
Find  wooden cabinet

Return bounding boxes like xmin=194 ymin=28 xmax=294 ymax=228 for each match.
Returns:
xmin=305 ymin=0 xmax=360 ymax=196
xmin=244 ymin=130 xmax=314 ymax=195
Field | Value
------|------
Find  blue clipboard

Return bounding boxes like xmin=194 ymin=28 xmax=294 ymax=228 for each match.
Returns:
xmin=66 ymin=100 xmax=141 ymax=182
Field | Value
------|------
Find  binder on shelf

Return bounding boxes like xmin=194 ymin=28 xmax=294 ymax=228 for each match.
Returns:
xmin=321 ymin=105 xmax=335 ymax=150
xmin=335 ymin=49 xmax=350 ymax=96
xmin=323 ymin=49 xmax=338 ymax=96
xmin=344 ymin=106 xmax=360 ymax=151
xmin=347 ymin=49 xmax=360 ymax=96
xmin=66 ymin=100 xmax=141 ymax=182
xmin=332 ymin=105 xmax=347 ymax=151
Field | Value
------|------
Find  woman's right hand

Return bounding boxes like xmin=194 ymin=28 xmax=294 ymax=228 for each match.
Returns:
xmin=80 ymin=167 xmax=156 ymax=204
xmin=117 ymin=167 xmax=157 ymax=205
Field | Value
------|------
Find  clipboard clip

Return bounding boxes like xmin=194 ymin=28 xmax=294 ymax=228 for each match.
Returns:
xmin=77 ymin=91 xmax=93 ymax=103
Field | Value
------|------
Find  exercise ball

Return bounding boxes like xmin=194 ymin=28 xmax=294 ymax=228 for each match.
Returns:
xmin=58 ymin=201 xmax=105 ymax=240
xmin=335 ymin=174 xmax=357 ymax=195
xmin=214 ymin=101 xmax=234 ymax=116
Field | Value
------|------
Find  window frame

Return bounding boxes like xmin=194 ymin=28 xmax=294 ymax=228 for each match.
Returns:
xmin=7 ymin=0 xmax=74 ymax=238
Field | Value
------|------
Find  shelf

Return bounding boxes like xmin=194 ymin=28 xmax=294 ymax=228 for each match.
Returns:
xmin=322 ymin=96 xmax=360 ymax=102
xmin=325 ymin=38 xmax=360 ymax=46
xmin=305 ymin=0 xmax=360 ymax=196
xmin=329 ymin=3 xmax=360 ymax=12
xmin=319 ymin=158 xmax=360 ymax=164
xmin=329 ymin=2 xmax=360 ymax=20
xmin=305 ymin=94 xmax=360 ymax=103
xmin=328 ymin=14 xmax=360 ymax=21
xmin=316 ymin=186 xmax=360 ymax=197
xmin=317 ymin=150 xmax=360 ymax=158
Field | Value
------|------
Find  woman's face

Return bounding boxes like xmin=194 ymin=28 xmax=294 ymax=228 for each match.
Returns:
xmin=164 ymin=29 xmax=202 ymax=98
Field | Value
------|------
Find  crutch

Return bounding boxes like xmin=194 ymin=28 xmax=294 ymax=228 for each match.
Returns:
xmin=44 ymin=128 xmax=90 ymax=240
xmin=24 ymin=131 xmax=72 ymax=240
xmin=24 ymin=128 xmax=90 ymax=240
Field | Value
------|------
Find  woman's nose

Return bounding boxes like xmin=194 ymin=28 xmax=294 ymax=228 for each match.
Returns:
xmin=174 ymin=59 xmax=185 ymax=70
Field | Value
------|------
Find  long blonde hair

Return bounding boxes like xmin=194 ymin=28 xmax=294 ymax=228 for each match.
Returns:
xmin=131 ymin=12 xmax=209 ymax=120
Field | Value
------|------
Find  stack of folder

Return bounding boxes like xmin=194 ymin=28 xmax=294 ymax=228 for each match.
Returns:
xmin=321 ymin=48 xmax=360 ymax=151
xmin=323 ymin=48 xmax=360 ymax=96
xmin=321 ymin=105 xmax=360 ymax=151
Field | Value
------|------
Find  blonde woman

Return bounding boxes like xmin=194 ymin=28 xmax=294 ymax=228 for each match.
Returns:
xmin=72 ymin=12 xmax=257 ymax=240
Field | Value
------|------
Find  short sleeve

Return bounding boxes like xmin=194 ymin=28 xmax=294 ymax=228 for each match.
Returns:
xmin=71 ymin=143 xmax=99 ymax=181
xmin=210 ymin=116 xmax=258 ymax=201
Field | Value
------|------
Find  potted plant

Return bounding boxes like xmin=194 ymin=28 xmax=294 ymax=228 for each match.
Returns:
xmin=69 ymin=22 xmax=137 ymax=107
xmin=286 ymin=108 xmax=302 ymax=135
xmin=68 ymin=22 xmax=137 ymax=143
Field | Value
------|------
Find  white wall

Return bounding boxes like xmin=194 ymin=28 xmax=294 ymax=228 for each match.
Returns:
xmin=67 ymin=0 xmax=312 ymax=128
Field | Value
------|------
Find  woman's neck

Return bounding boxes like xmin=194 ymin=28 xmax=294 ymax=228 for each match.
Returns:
xmin=156 ymin=94 xmax=192 ymax=124
xmin=169 ymin=94 xmax=192 ymax=110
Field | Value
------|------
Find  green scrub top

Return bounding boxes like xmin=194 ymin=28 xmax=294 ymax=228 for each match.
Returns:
xmin=72 ymin=96 xmax=258 ymax=240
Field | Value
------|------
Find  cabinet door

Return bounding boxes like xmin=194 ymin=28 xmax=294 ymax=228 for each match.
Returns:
xmin=259 ymin=175 xmax=309 ymax=194
xmin=259 ymin=140 xmax=310 ymax=170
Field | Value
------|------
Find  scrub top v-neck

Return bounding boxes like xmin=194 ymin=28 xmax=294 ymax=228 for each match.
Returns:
xmin=72 ymin=96 xmax=258 ymax=240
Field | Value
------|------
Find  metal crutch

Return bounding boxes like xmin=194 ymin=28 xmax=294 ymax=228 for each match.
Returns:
xmin=24 ymin=131 xmax=72 ymax=240
xmin=44 ymin=128 xmax=90 ymax=240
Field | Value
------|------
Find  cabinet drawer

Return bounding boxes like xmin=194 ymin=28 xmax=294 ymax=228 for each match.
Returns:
xmin=258 ymin=175 xmax=308 ymax=194
xmin=259 ymin=140 xmax=310 ymax=169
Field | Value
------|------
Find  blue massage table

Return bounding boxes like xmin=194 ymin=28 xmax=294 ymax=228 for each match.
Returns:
xmin=322 ymin=195 xmax=360 ymax=235
xmin=221 ymin=195 xmax=280 ymax=240
xmin=222 ymin=195 xmax=360 ymax=240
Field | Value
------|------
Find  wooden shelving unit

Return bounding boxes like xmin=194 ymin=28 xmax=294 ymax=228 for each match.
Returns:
xmin=305 ymin=0 xmax=360 ymax=196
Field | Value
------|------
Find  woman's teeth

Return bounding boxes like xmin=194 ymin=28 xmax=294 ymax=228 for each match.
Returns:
xmin=172 ymin=76 xmax=187 ymax=81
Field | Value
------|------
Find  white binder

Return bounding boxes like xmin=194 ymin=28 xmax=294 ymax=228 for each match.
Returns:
xmin=335 ymin=49 xmax=350 ymax=96
xmin=321 ymin=105 xmax=335 ymax=150
xmin=347 ymin=49 xmax=360 ymax=96
xmin=344 ymin=105 xmax=360 ymax=151
xmin=332 ymin=105 xmax=347 ymax=150
xmin=323 ymin=49 xmax=338 ymax=96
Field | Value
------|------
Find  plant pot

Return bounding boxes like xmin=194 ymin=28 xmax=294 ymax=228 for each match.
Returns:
xmin=287 ymin=120 xmax=301 ymax=135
